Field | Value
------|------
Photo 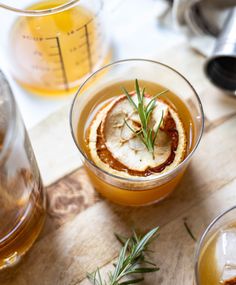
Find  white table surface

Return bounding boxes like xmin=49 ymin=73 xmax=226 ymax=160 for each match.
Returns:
xmin=0 ymin=0 xmax=186 ymax=129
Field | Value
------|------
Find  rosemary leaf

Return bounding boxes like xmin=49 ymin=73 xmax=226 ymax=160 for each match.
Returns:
xmin=143 ymin=259 xmax=157 ymax=267
xmin=141 ymin=88 xmax=145 ymax=102
xmin=135 ymin=79 xmax=142 ymax=103
xmin=132 ymin=231 xmax=140 ymax=244
xmin=122 ymin=87 xmax=138 ymax=111
xmin=145 ymin=89 xmax=168 ymax=113
xmin=119 ymin=278 xmax=144 ymax=285
xmin=132 ymin=227 xmax=159 ymax=257
xmin=115 ymin=233 xmax=127 ymax=246
xmin=128 ymin=267 xmax=160 ymax=274
xmin=87 ymin=227 xmax=160 ymax=285
xmin=184 ymin=221 xmax=197 ymax=242
xmin=124 ymin=119 xmax=137 ymax=134
xmin=112 ymin=239 xmax=130 ymax=281
xmin=122 ymin=79 xmax=167 ymax=155
xmin=152 ymin=110 xmax=164 ymax=146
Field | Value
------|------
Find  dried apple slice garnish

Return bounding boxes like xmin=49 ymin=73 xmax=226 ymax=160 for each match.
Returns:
xmin=88 ymin=92 xmax=187 ymax=178
xmin=102 ymin=94 xmax=171 ymax=171
xmin=223 ymin=277 xmax=236 ymax=285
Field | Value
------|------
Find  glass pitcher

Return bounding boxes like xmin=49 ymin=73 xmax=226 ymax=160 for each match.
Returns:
xmin=0 ymin=0 xmax=111 ymax=96
xmin=0 ymin=69 xmax=46 ymax=269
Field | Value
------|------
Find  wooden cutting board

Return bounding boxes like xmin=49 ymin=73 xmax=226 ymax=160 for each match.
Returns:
xmin=1 ymin=43 xmax=236 ymax=285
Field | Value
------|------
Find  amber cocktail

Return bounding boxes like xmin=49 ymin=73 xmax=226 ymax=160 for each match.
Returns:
xmin=195 ymin=206 xmax=236 ymax=285
xmin=70 ymin=59 xmax=204 ymax=206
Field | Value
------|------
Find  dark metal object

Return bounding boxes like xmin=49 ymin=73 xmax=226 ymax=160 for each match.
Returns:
xmin=205 ymin=7 xmax=236 ymax=94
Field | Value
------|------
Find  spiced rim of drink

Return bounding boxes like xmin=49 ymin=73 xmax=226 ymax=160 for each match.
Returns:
xmin=0 ymin=0 xmax=103 ymax=17
xmin=0 ymin=70 xmax=17 ymax=165
xmin=194 ymin=205 xmax=236 ymax=285
xmin=70 ymin=58 xmax=205 ymax=184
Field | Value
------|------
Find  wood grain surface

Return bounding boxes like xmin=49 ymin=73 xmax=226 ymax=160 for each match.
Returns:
xmin=1 ymin=44 xmax=236 ymax=285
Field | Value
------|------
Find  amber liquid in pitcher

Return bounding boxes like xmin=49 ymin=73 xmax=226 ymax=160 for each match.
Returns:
xmin=0 ymin=133 xmax=46 ymax=269
xmin=9 ymin=0 xmax=111 ymax=95
xmin=77 ymin=80 xmax=195 ymax=206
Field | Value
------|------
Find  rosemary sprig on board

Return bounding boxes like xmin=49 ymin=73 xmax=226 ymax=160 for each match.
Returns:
xmin=87 ymin=227 xmax=160 ymax=285
xmin=183 ymin=220 xmax=196 ymax=242
xmin=122 ymin=79 xmax=167 ymax=155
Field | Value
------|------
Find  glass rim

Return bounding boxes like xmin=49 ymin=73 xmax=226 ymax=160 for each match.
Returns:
xmin=194 ymin=205 xmax=236 ymax=285
xmin=0 ymin=0 xmax=95 ymax=16
xmin=70 ymin=58 xmax=205 ymax=184
xmin=0 ymin=70 xmax=17 ymax=165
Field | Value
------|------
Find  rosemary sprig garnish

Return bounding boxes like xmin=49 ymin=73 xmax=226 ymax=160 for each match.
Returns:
xmin=87 ymin=227 xmax=160 ymax=285
xmin=183 ymin=220 xmax=196 ymax=242
xmin=122 ymin=79 xmax=168 ymax=155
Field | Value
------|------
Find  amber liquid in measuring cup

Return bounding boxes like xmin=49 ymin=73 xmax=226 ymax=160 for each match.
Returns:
xmin=0 ymin=133 xmax=45 ymax=269
xmin=9 ymin=0 xmax=111 ymax=96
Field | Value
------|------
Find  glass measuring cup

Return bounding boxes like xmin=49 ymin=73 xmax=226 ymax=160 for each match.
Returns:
xmin=0 ymin=69 xmax=46 ymax=269
xmin=0 ymin=0 xmax=111 ymax=96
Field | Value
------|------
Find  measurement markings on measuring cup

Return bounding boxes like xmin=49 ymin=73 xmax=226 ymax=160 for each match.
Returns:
xmin=15 ymin=10 xmax=106 ymax=92
xmin=23 ymin=35 xmax=70 ymax=90
xmin=55 ymin=37 xmax=69 ymax=91
xmin=67 ymin=15 xmax=105 ymax=70
xmin=84 ymin=24 xmax=93 ymax=73
xmin=66 ymin=20 xmax=94 ymax=74
xmin=39 ymin=36 xmax=69 ymax=91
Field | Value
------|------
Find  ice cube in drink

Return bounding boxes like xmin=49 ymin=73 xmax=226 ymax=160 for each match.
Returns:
xmin=198 ymin=225 xmax=236 ymax=285
xmin=216 ymin=229 xmax=236 ymax=284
